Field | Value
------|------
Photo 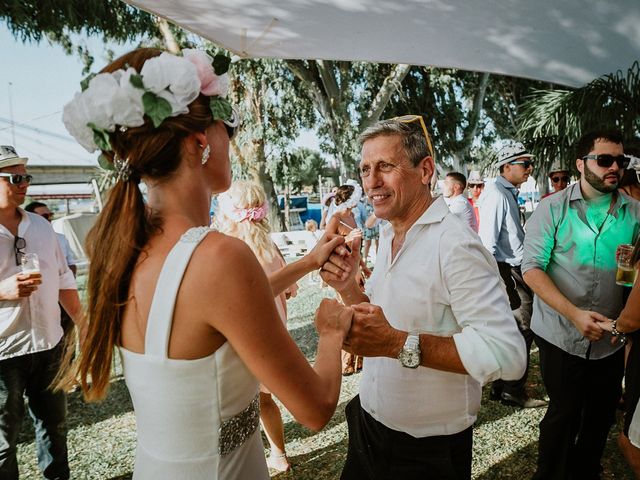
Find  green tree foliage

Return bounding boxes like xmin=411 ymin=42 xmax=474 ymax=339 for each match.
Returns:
xmin=285 ymin=60 xmax=411 ymax=177
xmin=518 ymin=61 xmax=640 ymax=171
xmin=272 ymin=147 xmax=333 ymax=194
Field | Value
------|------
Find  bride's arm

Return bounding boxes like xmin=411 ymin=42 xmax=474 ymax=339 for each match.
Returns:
xmin=268 ymin=233 xmax=350 ymax=297
xmin=201 ymin=235 xmax=351 ymax=431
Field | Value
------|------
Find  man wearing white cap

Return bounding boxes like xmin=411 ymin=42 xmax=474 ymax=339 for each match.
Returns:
xmin=0 ymin=146 xmax=82 ymax=479
xmin=543 ymin=161 xmax=571 ymax=199
xmin=479 ymin=141 xmax=546 ymax=408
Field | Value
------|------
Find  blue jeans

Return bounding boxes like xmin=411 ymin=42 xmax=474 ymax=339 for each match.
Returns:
xmin=0 ymin=343 xmax=69 ymax=480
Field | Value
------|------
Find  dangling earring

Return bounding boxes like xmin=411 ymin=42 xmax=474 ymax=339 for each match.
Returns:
xmin=201 ymin=144 xmax=210 ymax=165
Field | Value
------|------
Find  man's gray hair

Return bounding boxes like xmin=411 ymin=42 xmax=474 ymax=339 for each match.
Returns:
xmin=358 ymin=118 xmax=431 ymax=167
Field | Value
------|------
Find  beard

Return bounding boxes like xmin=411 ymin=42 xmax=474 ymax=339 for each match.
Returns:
xmin=583 ymin=161 xmax=619 ymax=193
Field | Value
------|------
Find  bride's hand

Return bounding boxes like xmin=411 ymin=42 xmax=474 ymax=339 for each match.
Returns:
xmin=315 ymin=298 xmax=353 ymax=340
xmin=308 ymin=233 xmax=348 ymax=269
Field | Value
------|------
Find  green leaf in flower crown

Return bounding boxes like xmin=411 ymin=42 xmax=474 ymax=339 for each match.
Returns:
xmin=212 ymin=54 xmax=231 ymax=75
xmin=142 ymin=92 xmax=173 ymax=128
xmin=80 ymin=73 xmax=96 ymax=92
xmin=97 ymin=153 xmax=115 ymax=171
xmin=210 ymin=97 xmax=233 ymax=122
xmin=129 ymin=74 xmax=144 ymax=89
xmin=88 ymin=123 xmax=112 ymax=152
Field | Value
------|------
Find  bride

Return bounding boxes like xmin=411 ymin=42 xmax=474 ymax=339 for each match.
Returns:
xmin=59 ymin=47 xmax=353 ymax=479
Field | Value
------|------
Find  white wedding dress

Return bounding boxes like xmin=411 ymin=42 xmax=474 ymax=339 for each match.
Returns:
xmin=119 ymin=227 xmax=270 ymax=479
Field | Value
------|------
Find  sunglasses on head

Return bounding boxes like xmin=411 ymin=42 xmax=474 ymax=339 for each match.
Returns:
xmin=392 ymin=115 xmax=435 ymax=160
xmin=581 ymin=154 xmax=630 ymax=169
xmin=551 ymin=175 xmax=570 ymax=183
xmin=13 ymin=236 xmax=25 ymax=266
xmin=0 ymin=173 xmax=33 ymax=185
xmin=510 ymin=160 xmax=533 ymax=169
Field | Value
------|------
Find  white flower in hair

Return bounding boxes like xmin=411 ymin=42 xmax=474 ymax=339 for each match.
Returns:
xmin=141 ymin=52 xmax=200 ymax=116
xmin=83 ymin=73 xmax=120 ymax=132
xmin=111 ymin=68 xmax=145 ymax=128
xmin=62 ymin=92 xmax=99 ymax=152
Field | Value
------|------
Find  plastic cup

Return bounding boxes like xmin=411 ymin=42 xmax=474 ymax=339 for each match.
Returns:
xmin=20 ymin=253 xmax=40 ymax=275
xmin=616 ymin=244 xmax=637 ymax=287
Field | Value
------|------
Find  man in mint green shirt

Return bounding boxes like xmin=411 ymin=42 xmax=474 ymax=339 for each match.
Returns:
xmin=523 ymin=130 xmax=639 ymax=479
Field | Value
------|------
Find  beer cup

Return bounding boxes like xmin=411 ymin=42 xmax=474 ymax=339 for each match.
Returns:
xmin=616 ymin=244 xmax=637 ymax=287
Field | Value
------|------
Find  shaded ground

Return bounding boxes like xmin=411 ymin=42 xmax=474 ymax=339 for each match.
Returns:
xmin=17 ymin=276 xmax=633 ymax=479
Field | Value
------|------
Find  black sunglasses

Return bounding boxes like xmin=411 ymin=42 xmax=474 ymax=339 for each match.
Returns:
xmin=14 ymin=236 xmax=25 ymax=266
xmin=551 ymin=175 xmax=570 ymax=183
xmin=510 ymin=160 xmax=533 ymax=169
xmin=581 ymin=154 xmax=630 ymax=169
xmin=0 ymin=173 xmax=33 ymax=185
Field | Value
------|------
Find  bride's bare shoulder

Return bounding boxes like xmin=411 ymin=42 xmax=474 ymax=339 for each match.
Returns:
xmin=192 ymin=230 xmax=262 ymax=274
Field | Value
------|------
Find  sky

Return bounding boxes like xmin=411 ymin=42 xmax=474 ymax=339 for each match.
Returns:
xmin=0 ymin=24 xmax=321 ymax=169
xmin=0 ymin=25 xmax=139 ymax=166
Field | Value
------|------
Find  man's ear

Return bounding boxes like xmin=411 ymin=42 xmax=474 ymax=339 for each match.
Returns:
xmin=576 ymin=158 xmax=584 ymax=175
xmin=420 ymin=156 xmax=435 ymax=186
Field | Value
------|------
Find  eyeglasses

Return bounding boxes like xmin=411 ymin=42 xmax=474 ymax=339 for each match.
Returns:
xmin=510 ymin=160 xmax=533 ymax=169
xmin=39 ymin=212 xmax=53 ymax=221
xmin=0 ymin=173 xmax=33 ymax=185
xmin=581 ymin=154 xmax=630 ymax=169
xmin=551 ymin=175 xmax=570 ymax=183
xmin=13 ymin=236 xmax=25 ymax=266
xmin=392 ymin=115 xmax=435 ymax=160
xmin=468 ymin=183 xmax=484 ymax=188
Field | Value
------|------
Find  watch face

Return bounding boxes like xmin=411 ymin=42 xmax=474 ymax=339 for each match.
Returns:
xmin=401 ymin=350 xmax=420 ymax=368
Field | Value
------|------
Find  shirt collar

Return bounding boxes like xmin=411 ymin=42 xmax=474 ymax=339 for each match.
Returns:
xmin=380 ymin=196 xmax=448 ymax=240
xmin=496 ymin=175 xmax=518 ymax=192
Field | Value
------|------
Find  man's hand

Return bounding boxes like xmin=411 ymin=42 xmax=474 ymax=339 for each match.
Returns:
xmin=320 ymin=236 xmax=361 ymax=292
xmin=345 ymin=303 xmax=405 ymax=358
xmin=0 ymin=272 xmax=42 ymax=300
xmin=569 ymin=309 xmax=607 ymax=342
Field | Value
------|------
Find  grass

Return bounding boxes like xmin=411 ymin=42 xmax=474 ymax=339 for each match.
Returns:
xmin=17 ymin=274 xmax=634 ymax=479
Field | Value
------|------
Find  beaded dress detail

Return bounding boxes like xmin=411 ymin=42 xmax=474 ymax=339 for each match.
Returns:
xmin=119 ymin=227 xmax=269 ymax=479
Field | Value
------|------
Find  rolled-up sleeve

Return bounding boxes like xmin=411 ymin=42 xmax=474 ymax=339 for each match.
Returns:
xmin=445 ymin=239 xmax=527 ymax=384
xmin=478 ymin=189 xmax=504 ymax=256
xmin=522 ymin=200 xmax=555 ymax=274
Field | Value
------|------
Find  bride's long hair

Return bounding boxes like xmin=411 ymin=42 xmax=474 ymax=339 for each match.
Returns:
xmin=57 ymin=48 xmax=215 ymax=400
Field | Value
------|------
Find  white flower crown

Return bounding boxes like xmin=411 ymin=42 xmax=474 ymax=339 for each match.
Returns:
xmin=334 ymin=179 xmax=363 ymax=213
xmin=63 ymin=49 xmax=236 ymax=153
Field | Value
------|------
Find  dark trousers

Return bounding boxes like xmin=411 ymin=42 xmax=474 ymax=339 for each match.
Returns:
xmin=533 ymin=335 xmax=624 ymax=480
xmin=492 ymin=263 xmax=534 ymax=397
xmin=341 ymin=395 xmax=472 ymax=480
xmin=0 ymin=343 xmax=69 ymax=480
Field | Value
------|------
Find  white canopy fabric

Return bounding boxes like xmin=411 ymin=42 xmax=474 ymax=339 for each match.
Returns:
xmin=127 ymin=0 xmax=640 ymax=87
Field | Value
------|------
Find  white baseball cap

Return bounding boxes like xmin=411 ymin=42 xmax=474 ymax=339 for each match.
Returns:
xmin=494 ymin=142 xmax=534 ymax=169
xmin=0 ymin=146 xmax=28 ymax=169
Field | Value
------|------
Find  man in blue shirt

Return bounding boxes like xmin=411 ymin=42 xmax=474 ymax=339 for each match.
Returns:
xmin=479 ymin=142 xmax=546 ymax=408
xmin=523 ymin=130 xmax=639 ymax=479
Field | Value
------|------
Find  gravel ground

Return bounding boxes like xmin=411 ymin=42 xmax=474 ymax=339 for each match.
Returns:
xmin=16 ymin=274 xmax=632 ymax=479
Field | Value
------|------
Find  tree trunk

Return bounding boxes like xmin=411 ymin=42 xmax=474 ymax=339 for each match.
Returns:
xmin=156 ymin=18 xmax=180 ymax=53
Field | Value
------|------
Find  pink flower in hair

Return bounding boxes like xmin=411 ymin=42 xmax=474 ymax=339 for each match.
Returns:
xmin=183 ymin=49 xmax=229 ymax=97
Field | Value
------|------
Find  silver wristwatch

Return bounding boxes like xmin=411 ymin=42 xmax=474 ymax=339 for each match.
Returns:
xmin=398 ymin=332 xmax=421 ymax=368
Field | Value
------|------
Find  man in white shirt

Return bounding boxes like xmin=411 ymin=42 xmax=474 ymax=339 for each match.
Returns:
xmin=321 ymin=117 xmax=526 ymax=479
xmin=443 ymin=171 xmax=478 ymax=232
xmin=0 ymin=146 xmax=82 ymax=480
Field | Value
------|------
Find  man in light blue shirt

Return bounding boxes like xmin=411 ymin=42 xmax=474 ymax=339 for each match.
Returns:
xmin=479 ymin=142 xmax=546 ymax=408
xmin=523 ymin=130 xmax=639 ymax=479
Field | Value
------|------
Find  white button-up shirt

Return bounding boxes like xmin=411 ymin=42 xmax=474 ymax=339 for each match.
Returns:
xmin=0 ymin=210 xmax=77 ymax=360
xmin=444 ymin=194 xmax=478 ymax=232
xmin=361 ymin=197 xmax=526 ymax=437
